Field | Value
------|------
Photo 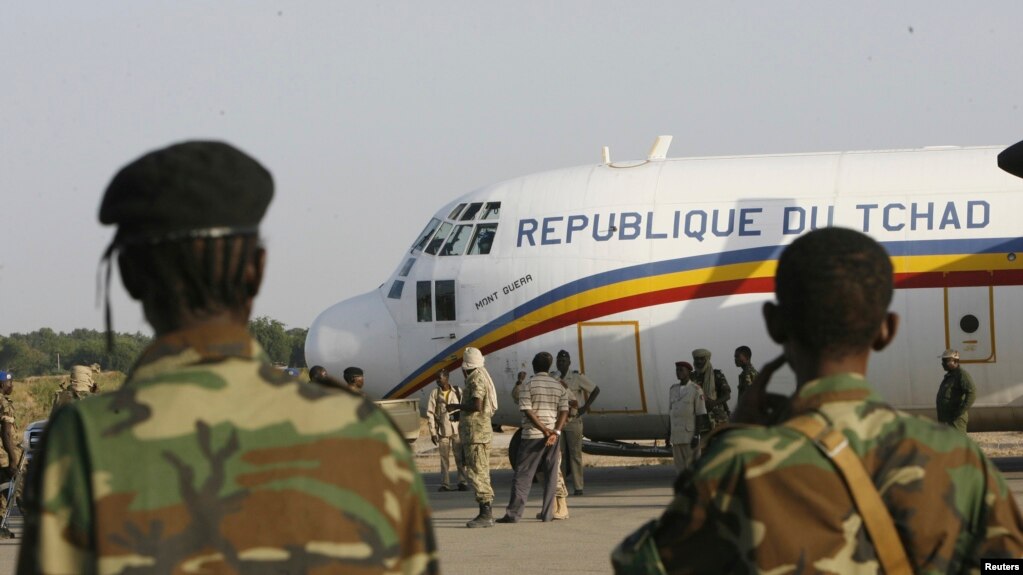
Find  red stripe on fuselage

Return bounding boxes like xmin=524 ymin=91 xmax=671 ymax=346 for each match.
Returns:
xmin=404 ymin=268 xmax=1023 ymax=396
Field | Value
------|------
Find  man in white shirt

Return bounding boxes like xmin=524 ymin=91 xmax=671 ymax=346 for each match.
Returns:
xmin=668 ymin=361 xmax=708 ymax=472
xmin=427 ymin=369 xmax=467 ymax=491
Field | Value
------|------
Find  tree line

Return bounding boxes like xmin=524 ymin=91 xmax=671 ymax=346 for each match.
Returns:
xmin=0 ymin=316 xmax=308 ymax=377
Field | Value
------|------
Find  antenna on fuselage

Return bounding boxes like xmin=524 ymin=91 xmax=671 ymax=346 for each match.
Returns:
xmin=601 ymin=146 xmax=611 ymax=164
xmin=647 ymin=135 xmax=673 ymax=160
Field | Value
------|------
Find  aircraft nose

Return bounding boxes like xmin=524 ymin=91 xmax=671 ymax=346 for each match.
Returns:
xmin=305 ymin=291 xmax=400 ymax=392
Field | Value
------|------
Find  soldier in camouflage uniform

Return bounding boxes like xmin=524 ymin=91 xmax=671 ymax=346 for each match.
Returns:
xmin=18 ymin=141 xmax=438 ymax=574
xmin=613 ymin=228 xmax=1023 ymax=573
xmin=690 ymin=349 xmax=730 ymax=429
xmin=936 ymin=349 xmax=976 ymax=433
xmin=451 ymin=346 xmax=498 ymax=528
xmin=49 ymin=364 xmax=96 ymax=417
xmin=0 ymin=371 xmax=21 ymax=535
xmin=733 ymin=345 xmax=758 ymax=400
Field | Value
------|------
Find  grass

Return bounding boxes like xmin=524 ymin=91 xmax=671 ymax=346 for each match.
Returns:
xmin=12 ymin=372 xmax=125 ymax=426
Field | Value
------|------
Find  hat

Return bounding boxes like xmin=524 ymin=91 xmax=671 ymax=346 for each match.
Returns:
xmin=675 ymin=361 xmax=693 ymax=371
xmin=557 ymin=350 xmax=571 ymax=360
xmin=940 ymin=349 xmax=960 ymax=360
xmin=464 ymin=347 xmax=485 ymax=369
xmin=0 ymin=372 xmax=9 ymax=382
xmin=99 ymin=141 xmax=273 ymax=245
xmin=691 ymin=349 xmax=711 ymax=359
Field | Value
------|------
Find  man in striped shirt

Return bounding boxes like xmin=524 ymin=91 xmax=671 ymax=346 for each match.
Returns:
xmin=497 ymin=352 xmax=570 ymax=523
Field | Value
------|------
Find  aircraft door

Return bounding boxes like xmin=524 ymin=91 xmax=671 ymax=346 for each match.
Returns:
xmin=577 ymin=321 xmax=647 ymax=413
xmin=945 ymin=278 xmax=995 ymax=363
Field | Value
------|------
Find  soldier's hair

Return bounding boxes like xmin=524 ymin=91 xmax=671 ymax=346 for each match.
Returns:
xmin=735 ymin=346 xmax=752 ymax=359
xmin=309 ymin=365 xmax=327 ymax=382
xmin=775 ymin=228 xmax=893 ymax=360
xmin=119 ymin=235 xmax=260 ymax=317
xmin=343 ymin=366 xmax=364 ymax=383
xmin=532 ymin=352 xmax=554 ymax=373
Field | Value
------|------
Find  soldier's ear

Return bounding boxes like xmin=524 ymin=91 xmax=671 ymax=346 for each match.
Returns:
xmin=763 ymin=302 xmax=787 ymax=344
xmin=117 ymin=253 xmax=145 ymax=300
xmin=243 ymin=247 xmax=267 ymax=298
xmin=871 ymin=312 xmax=899 ymax=352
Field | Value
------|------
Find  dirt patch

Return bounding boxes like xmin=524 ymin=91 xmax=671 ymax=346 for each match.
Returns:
xmin=972 ymin=432 xmax=1023 ymax=458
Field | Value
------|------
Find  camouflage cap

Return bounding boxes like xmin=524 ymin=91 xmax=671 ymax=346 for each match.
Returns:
xmin=691 ymin=348 xmax=711 ymax=359
xmin=941 ymin=349 xmax=960 ymax=360
xmin=99 ymin=141 xmax=273 ymax=245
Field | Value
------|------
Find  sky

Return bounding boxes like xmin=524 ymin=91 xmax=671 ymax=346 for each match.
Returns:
xmin=2 ymin=1 xmax=1022 ymax=336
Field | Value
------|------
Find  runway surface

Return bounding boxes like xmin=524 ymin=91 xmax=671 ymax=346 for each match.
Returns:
xmin=3 ymin=459 xmax=1023 ymax=574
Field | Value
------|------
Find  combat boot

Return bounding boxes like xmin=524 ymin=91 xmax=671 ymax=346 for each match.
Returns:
xmin=466 ymin=502 xmax=494 ymax=528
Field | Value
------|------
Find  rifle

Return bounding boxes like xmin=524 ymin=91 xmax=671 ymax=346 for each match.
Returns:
xmin=0 ymin=452 xmax=27 ymax=536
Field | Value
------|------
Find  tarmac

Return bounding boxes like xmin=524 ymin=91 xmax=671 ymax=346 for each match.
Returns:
xmin=3 ymin=430 xmax=1023 ymax=574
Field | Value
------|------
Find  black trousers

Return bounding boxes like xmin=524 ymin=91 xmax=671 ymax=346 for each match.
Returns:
xmin=505 ymin=436 xmax=561 ymax=521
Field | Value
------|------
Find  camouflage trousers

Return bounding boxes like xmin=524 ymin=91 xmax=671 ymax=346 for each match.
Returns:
xmin=463 ymin=442 xmax=494 ymax=504
xmin=946 ymin=413 xmax=969 ymax=433
xmin=709 ymin=407 xmax=730 ymax=429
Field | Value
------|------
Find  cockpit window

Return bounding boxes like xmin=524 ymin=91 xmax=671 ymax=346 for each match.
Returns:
xmin=467 ymin=223 xmax=497 ymax=255
xmin=415 ymin=280 xmax=457 ymax=322
xmin=440 ymin=224 xmax=473 ymax=256
xmin=435 ymin=280 xmax=456 ymax=321
xmin=416 ymin=281 xmax=432 ymax=322
xmin=399 ymin=258 xmax=416 ymax=277
xmin=418 ymin=201 xmax=500 ymax=257
xmin=425 ymin=222 xmax=453 ymax=255
xmin=447 ymin=203 xmax=466 ymax=220
xmin=481 ymin=202 xmax=501 ymax=220
xmin=460 ymin=202 xmax=483 ymax=221
xmin=412 ymin=218 xmax=441 ymax=252
xmin=387 ymin=280 xmax=404 ymax=299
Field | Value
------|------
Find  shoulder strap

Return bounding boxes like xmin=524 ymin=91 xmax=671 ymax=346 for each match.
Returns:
xmin=785 ymin=414 xmax=912 ymax=575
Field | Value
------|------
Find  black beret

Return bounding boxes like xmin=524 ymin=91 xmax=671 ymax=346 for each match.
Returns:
xmin=99 ymin=141 xmax=273 ymax=244
xmin=557 ymin=350 xmax=571 ymax=359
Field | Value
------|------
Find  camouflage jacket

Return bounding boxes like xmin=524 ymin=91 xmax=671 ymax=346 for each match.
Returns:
xmin=736 ymin=365 xmax=758 ymax=399
xmin=49 ymin=387 xmax=88 ymax=419
xmin=18 ymin=324 xmax=438 ymax=575
xmin=459 ymin=369 xmax=492 ymax=445
xmin=694 ymin=369 xmax=730 ymax=422
xmin=0 ymin=396 xmax=19 ymax=469
xmin=937 ymin=367 xmax=977 ymax=423
xmin=648 ymin=373 xmax=1023 ymax=574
